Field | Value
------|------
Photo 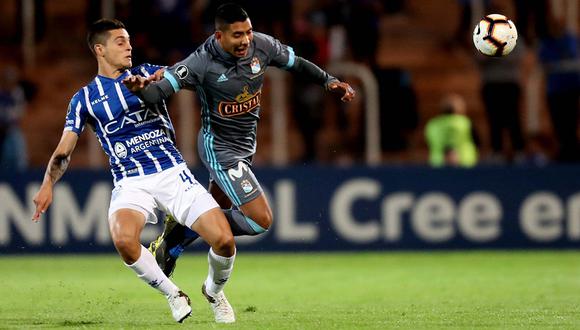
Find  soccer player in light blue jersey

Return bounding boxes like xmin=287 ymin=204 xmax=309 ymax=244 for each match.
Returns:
xmin=32 ymin=19 xmax=236 ymax=324
xmin=124 ymin=3 xmax=355 ymax=277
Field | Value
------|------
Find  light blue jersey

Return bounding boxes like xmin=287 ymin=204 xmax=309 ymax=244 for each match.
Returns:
xmin=64 ymin=64 xmax=184 ymax=183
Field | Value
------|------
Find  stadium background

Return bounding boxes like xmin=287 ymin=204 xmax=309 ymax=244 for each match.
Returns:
xmin=1 ymin=0 xmax=578 ymax=252
xmin=0 ymin=1 xmax=579 ymax=328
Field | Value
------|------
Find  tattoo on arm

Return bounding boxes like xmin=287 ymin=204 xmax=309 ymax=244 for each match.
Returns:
xmin=46 ymin=153 xmax=71 ymax=184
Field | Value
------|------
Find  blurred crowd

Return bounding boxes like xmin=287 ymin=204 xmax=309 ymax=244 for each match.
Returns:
xmin=0 ymin=0 xmax=578 ymax=170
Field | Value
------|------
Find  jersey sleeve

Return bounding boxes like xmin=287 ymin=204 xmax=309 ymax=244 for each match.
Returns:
xmin=258 ymin=33 xmax=296 ymax=70
xmin=63 ymin=92 xmax=88 ymax=135
xmin=163 ymin=50 xmax=207 ymax=92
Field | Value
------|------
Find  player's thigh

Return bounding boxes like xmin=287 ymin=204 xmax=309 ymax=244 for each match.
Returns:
xmin=108 ymin=208 xmax=146 ymax=243
xmin=202 ymin=158 xmax=262 ymax=207
xmin=190 ymin=207 xmax=234 ymax=253
xmin=109 ymin=179 xmax=159 ymax=224
xmin=239 ymin=192 xmax=273 ymax=228
xmin=108 ymin=181 xmax=157 ymax=241
xmin=154 ymin=164 xmax=221 ymax=228
xmin=208 ymin=180 xmax=233 ymax=209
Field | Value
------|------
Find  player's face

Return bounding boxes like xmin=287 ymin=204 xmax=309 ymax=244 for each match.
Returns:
xmin=102 ymin=29 xmax=132 ymax=69
xmin=218 ymin=19 xmax=253 ymax=58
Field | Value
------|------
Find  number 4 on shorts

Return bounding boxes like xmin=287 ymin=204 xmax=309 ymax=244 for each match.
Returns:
xmin=179 ymin=170 xmax=193 ymax=185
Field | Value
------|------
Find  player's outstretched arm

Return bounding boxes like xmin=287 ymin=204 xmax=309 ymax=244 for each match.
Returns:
xmin=122 ymin=74 xmax=176 ymax=104
xmin=288 ymin=57 xmax=355 ymax=102
xmin=32 ymin=131 xmax=78 ymax=222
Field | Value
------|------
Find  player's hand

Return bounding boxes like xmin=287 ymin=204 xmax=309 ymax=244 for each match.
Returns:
xmin=122 ymin=75 xmax=152 ymax=92
xmin=152 ymin=68 xmax=165 ymax=81
xmin=32 ymin=183 xmax=53 ymax=222
xmin=328 ymin=81 xmax=356 ymax=102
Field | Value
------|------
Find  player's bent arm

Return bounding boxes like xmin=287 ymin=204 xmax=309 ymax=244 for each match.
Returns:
xmin=136 ymin=77 xmax=177 ymax=104
xmin=44 ymin=130 xmax=78 ymax=183
xmin=32 ymin=131 xmax=79 ymax=221
xmin=288 ymin=56 xmax=339 ymax=89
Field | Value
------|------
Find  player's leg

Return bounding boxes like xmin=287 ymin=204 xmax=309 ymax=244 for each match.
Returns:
xmin=154 ymin=180 xmax=233 ymax=255
xmin=108 ymin=208 xmax=191 ymax=323
xmin=190 ymin=207 xmax=236 ymax=286
xmin=149 ymin=181 xmax=230 ymax=276
xmin=208 ymin=180 xmax=233 ymax=208
xmin=168 ymin=167 xmax=237 ymax=324
xmin=151 ymin=174 xmax=269 ymax=276
xmin=188 ymin=207 xmax=236 ymax=323
xmin=237 ymin=191 xmax=272 ymax=230
xmin=212 ymin=179 xmax=272 ymax=234
xmin=155 ymin=180 xmax=270 ymax=255
xmin=147 ymin=180 xmax=230 ymax=276
xmin=148 ymin=214 xmax=196 ymax=276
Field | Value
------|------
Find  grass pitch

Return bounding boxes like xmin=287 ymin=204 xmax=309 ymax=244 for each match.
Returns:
xmin=1 ymin=251 xmax=579 ymax=329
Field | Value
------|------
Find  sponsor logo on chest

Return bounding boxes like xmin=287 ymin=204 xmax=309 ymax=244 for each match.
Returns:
xmin=104 ymin=108 xmax=161 ymax=134
xmin=217 ymin=86 xmax=261 ymax=117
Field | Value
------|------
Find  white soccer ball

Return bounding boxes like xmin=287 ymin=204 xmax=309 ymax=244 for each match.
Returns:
xmin=473 ymin=14 xmax=518 ymax=57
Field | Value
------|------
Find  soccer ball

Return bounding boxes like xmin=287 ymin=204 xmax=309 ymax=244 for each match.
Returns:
xmin=473 ymin=14 xmax=518 ymax=57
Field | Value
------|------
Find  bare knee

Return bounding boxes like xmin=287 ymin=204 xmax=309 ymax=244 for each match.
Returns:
xmin=212 ymin=232 xmax=235 ymax=257
xmin=112 ymin=233 xmax=141 ymax=264
xmin=108 ymin=209 xmax=145 ymax=264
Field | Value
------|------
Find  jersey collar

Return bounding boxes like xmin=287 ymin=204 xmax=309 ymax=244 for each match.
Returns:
xmin=97 ymin=69 xmax=131 ymax=82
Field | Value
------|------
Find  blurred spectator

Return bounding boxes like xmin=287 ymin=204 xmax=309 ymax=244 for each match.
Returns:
xmin=451 ymin=0 xmax=488 ymax=48
xmin=0 ymin=66 xmax=28 ymax=171
xmin=425 ymin=94 xmax=478 ymax=167
xmin=342 ymin=0 xmax=383 ymax=64
xmin=453 ymin=0 xmax=532 ymax=163
xmin=376 ymin=68 xmax=418 ymax=152
xmin=478 ymin=37 xmax=527 ymax=164
xmin=329 ymin=0 xmax=418 ymax=153
xmin=538 ymin=15 xmax=580 ymax=162
xmin=477 ymin=0 xmax=527 ymax=164
xmin=514 ymin=0 xmax=548 ymax=45
xmin=291 ymin=12 xmax=330 ymax=162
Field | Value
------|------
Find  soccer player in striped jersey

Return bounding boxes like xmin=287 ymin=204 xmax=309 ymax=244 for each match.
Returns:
xmin=123 ymin=4 xmax=355 ymax=276
xmin=32 ymin=19 xmax=236 ymax=324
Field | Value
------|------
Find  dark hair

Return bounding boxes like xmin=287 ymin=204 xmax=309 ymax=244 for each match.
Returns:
xmin=215 ymin=3 xmax=249 ymax=31
xmin=87 ymin=18 xmax=126 ymax=55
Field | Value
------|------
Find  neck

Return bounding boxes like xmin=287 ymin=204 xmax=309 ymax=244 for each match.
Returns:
xmin=97 ymin=61 xmax=126 ymax=79
xmin=214 ymin=38 xmax=238 ymax=62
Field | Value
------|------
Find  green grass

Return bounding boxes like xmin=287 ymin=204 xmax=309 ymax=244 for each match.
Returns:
xmin=1 ymin=251 xmax=579 ymax=329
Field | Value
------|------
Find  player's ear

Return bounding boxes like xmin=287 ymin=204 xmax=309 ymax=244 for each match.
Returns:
xmin=215 ymin=30 xmax=222 ymax=41
xmin=94 ymin=44 xmax=105 ymax=57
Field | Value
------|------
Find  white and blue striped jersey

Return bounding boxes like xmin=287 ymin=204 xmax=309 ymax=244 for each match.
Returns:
xmin=64 ymin=64 xmax=184 ymax=183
